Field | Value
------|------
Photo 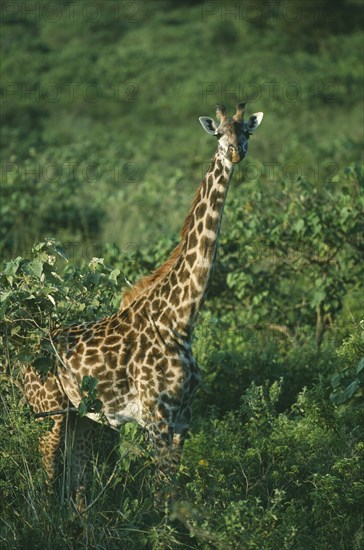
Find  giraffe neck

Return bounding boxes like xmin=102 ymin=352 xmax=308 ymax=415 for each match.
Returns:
xmin=149 ymin=150 xmax=234 ymax=336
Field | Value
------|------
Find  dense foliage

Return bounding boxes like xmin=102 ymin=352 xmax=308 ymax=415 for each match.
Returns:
xmin=1 ymin=1 xmax=363 ymax=548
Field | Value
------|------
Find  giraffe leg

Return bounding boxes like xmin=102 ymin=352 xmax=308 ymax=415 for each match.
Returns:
xmin=171 ymin=428 xmax=188 ymax=469
xmin=67 ymin=414 xmax=96 ymax=511
xmin=23 ymin=367 xmax=68 ymax=485
xmin=148 ymin=404 xmax=191 ymax=479
xmin=167 ymin=405 xmax=191 ymax=472
xmin=146 ymin=418 xmax=189 ymax=508
xmin=39 ymin=415 xmax=66 ymax=482
xmin=149 ymin=419 xmax=173 ymax=473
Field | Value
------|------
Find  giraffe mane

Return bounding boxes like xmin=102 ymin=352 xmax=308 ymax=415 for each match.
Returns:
xmin=120 ymin=243 xmax=183 ymax=308
xmin=120 ymin=161 xmax=214 ymax=309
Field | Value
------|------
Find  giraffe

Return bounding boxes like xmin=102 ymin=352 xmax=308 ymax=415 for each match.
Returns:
xmin=23 ymin=102 xmax=263 ymax=504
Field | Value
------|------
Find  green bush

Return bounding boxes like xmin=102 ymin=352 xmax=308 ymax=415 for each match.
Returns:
xmin=213 ymin=164 xmax=364 ymax=344
xmin=1 ymin=2 xmax=363 ymax=547
xmin=182 ymin=380 xmax=364 ymax=549
xmin=1 ymin=243 xmax=363 ymax=548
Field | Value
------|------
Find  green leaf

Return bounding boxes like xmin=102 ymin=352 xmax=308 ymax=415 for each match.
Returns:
xmin=90 ymin=399 xmax=103 ymax=413
xmin=28 ymin=260 xmax=43 ymax=279
xmin=332 ymin=380 xmax=360 ymax=404
xmin=3 ymin=257 xmax=22 ymax=277
xmin=330 ymin=373 xmax=342 ymax=389
xmin=109 ymin=268 xmax=120 ymax=283
xmin=32 ymin=356 xmax=51 ymax=373
xmin=78 ymin=402 xmax=88 ymax=417
xmin=81 ymin=375 xmax=99 ymax=392
xmin=342 ymin=380 xmax=360 ymax=400
xmin=356 ymin=357 xmax=364 ymax=375
xmin=16 ymin=352 xmax=36 ymax=363
xmin=310 ymin=290 xmax=326 ymax=307
xmin=0 ymin=291 xmax=12 ymax=303
xmin=32 ymin=242 xmax=46 ymax=252
xmin=293 ymin=219 xmax=305 ymax=233
xmin=53 ymin=242 xmax=68 ymax=261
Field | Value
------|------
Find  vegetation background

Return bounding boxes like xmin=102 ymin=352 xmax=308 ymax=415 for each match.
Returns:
xmin=0 ymin=0 xmax=363 ymax=548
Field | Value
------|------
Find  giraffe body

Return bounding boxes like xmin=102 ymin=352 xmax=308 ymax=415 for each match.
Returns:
xmin=23 ymin=103 xmax=263 ymax=501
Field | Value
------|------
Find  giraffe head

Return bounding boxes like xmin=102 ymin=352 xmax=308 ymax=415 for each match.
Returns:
xmin=199 ymin=102 xmax=263 ymax=163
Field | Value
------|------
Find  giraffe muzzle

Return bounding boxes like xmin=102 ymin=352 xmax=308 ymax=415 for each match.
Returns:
xmin=229 ymin=145 xmax=243 ymax=163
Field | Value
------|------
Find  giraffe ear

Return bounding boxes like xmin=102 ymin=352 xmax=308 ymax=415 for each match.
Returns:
xmin=247 ymin=112 xmax=264 ymax=133
xmin=199 ymin=116 xmax=219 ymax=135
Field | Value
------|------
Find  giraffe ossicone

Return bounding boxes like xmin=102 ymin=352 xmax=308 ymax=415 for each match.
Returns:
xmin=23 ymin=102 xmax=263 ymax=504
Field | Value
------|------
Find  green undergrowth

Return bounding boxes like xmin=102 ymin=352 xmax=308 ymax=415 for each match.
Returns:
xmin=0 ymin=241 xmax=363 ymax=548
xmin=1 ymin=342 xmax=363 ymax=548
xmin=1 ymin=1 xmax=363 ymax=547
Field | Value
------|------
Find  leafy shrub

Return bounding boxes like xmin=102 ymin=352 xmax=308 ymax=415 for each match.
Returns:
xmin=194 ymin=312 xmax=341 ymax=415
xmin=182 ymin=380 xmax=364 ymax=549
xmin=213 ymin=165 xmax=364 ymax=344
xmin=330 ymin=320 xmax=364 ymax=406
xmin=0 ymin=239 xmax=122 ymax=377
